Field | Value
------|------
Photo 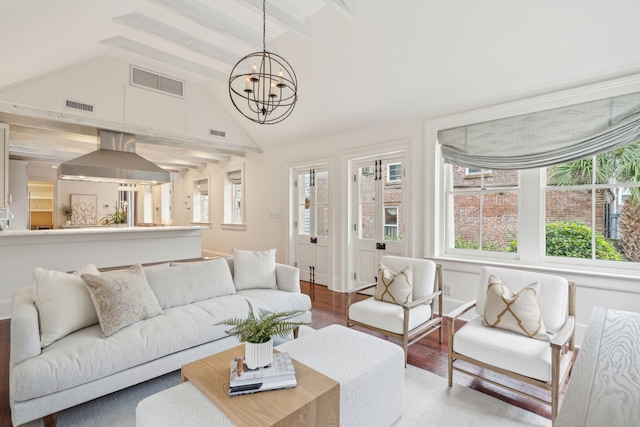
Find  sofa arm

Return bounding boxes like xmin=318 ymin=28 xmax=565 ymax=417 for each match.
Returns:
xmin=10 ymin=287 xmax=42 ymax=369
xmin=275 ymin=263 xmax=300 ymax=293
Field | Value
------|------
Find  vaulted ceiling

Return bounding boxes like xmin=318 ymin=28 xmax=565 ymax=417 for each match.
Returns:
xmin=2 ymin=1 xmax=640 ymax=172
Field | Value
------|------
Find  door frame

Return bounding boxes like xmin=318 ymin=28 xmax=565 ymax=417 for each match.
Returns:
xmin=345 ymin=139 xmax=413 ymax=292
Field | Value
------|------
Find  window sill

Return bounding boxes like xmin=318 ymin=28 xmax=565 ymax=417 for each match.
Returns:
xmin=221 ymin=223 xmax=246 ymax=231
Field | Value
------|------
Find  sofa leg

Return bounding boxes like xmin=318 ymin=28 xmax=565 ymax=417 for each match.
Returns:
xmin=293 ymin=326 xmax=299 ymax=339
xmin=43 ymin=413 xmax=58 ymax=427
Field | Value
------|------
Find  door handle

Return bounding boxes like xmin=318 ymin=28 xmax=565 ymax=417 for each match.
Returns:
xmin=376 ymin=242 xmax=386 ymax=250
xmin=310 ymin=237 xmax=317 ymax=244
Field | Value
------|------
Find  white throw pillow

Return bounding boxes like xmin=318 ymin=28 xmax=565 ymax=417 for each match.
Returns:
xmin=32 ymin=264 xmax=101 ymax=348
xmin=374 ymin=263 xmax=413 ymax=305
xmin=82 ymin=264 xmax=163 ymax=337
xmin=232 ymin=248 xmax=278 ymax=291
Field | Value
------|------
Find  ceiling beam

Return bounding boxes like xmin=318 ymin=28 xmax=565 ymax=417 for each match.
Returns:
xmin=232 ymin=0 xmax=312 ymax=39
xmin=101 ymin=36 xmax=227 ymax=80
xmin=147 ymin=0 xmax=274 ymax=51
xmin=321 ymin=0 xmax=352 ymax=17
xmin=113 ymin=13 xmax=238 ymax=65
xmin=0 ymin=100 xmax=261 ymax=154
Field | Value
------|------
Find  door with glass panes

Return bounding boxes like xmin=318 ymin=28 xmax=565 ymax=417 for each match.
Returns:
xmin=352 ymin=155 xmax=406 ymax=289
xmin=294 ymin=166 xmax=329 ymax=286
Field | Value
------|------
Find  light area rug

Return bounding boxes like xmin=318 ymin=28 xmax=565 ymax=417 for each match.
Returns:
xmin=23 ymin=365 xmax=550 ymax=427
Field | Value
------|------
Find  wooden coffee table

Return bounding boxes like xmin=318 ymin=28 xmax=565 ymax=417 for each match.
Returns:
xmin=181 ymin=345 xmax=340 ymax=427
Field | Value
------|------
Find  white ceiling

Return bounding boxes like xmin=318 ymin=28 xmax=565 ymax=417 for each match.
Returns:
xmin=2 ymin=0 xmax=640 ymax=168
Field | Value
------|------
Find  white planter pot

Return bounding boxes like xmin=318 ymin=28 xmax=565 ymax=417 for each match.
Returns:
xmin=244 ymin=338 xmax=273 ymax=369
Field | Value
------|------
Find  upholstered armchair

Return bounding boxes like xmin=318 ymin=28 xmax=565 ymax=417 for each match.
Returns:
xmin=447 ymin=266 xmax=576 ymax=423
xmin=346 ymin=256 xmax=443 ymax=365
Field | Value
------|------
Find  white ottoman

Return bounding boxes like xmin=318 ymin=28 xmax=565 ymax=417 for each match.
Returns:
xmin=276 ymin=324 xmax=404 ymax=427
xmin=136 ymin=381 xmax=236 ymax=427
xmin=136 ymin=325 xmax=404 ymax=427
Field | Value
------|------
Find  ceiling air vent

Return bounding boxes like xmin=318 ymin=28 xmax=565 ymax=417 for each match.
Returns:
xmin=65 ymin=99 xmax=94 ymax=112
xmin=131 ymin=67 xmax=184 ymax=97
xmin=209 ymin=129 xmax=226 ymax=138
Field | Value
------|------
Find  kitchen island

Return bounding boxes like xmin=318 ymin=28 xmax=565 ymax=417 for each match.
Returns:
xmin=0 ymin=225 xmax=208 ymax=318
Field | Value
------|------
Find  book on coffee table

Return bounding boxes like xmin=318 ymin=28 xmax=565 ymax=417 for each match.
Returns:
xmin=229 ymin=352 xmax=297 ymax=396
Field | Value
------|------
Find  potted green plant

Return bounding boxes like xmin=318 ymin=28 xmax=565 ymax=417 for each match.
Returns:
xmin=59 ymin=204 xmax=73 ymax=225
xmin=217 ymin=300 xmax=304 ymax=369
xmin=101 ymin=201 xmax=128 ymax=225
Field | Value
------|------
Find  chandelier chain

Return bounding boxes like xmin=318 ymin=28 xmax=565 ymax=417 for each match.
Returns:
xmin=262 ymin=0 xmax=266 ymax=53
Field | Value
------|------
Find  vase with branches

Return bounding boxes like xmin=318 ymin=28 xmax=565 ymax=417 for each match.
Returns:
xmin=59 ymin=204 xmax=73 ymax=225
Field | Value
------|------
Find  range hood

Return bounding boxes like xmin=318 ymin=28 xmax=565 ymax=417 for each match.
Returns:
xmin=58 ymin=130 xmax=170 ymax=185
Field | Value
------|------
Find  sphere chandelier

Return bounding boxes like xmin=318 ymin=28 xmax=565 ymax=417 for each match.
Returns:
xmin=228 ymin=0 xmax=298 ymax=125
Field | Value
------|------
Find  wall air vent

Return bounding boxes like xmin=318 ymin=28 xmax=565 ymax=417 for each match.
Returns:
xmin=209 ymin=129 xmax=226 ymax=138
xmin=131 ymin=67 xmax=184 ymax=97
xmin=65 ymin=99 xmax=94 ymax=112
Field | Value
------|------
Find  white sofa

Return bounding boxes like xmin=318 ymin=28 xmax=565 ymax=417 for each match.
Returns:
xmin=9 ymin=256 xmax=311 ymax=426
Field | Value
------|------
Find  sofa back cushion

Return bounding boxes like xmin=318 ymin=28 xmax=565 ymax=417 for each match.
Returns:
xmin=147 ymin=258 xmax=236 ymax=308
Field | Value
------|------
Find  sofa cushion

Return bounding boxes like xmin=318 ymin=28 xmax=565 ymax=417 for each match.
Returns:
xmin=236 ymin=289 xmax=312 ymax=314
xmin=232 ymin=248 xmax=278 ymax=290
xmin=454 ymin=316 xmax=554 ymax=382
xmin=82 ymin=264 xmax=163 ymax=337
xmin=348 ymin=298 xmax=432 ymax=335
xmin=32 ymin=264 xmax=100 ymax=348
xmin=149 ymin=259 xmax=235 ymax=308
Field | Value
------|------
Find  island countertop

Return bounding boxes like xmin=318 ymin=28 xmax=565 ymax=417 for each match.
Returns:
xmin=0 ymin=225 xmax=209 ymax=319
xmin=0 ymin=225 xmax=209 ymax=237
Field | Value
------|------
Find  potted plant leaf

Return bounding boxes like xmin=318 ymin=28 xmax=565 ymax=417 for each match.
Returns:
xmin=59 ymin=204 xmax=73 ymax=226
xmin=216 ymin=300 xmax=304 ymax=369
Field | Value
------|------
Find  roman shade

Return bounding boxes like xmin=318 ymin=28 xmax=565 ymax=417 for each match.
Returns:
xmin=438 ymin=91 xmax=640 ymax=170
xmin=227 ymin=170 xmax=242 ymax=184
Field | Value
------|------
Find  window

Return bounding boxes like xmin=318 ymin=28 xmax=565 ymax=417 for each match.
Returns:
xmin=544 ymin=142 xmax=640 ymax=263
xmin=192 ymin=178 xmax=209 ymax=223
xmin=384 ymin=206 xmax=398 ymax=240
xmin=446 ymin=166 xmax=519 ymax=254
xmin=223 ymin=166 xmax=245 ymax=229
xmin=387 ymin=163 xmax=402 ymax=182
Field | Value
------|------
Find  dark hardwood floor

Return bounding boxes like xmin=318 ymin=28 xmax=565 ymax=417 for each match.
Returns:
xmin=0 ymin=281 xmax=558 ymax=427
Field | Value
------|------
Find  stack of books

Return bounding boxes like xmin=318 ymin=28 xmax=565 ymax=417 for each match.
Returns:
xmin=228 ymin=352 xmax=297 ymax=396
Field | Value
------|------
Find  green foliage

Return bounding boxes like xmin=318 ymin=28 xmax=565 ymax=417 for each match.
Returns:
xmin=454 ymin=236 xmax=512 ymax=252
xmin=545 ymin=221 xmax=624 ymax=260
xmin=216 ymin=300 xmax=304 ymax=344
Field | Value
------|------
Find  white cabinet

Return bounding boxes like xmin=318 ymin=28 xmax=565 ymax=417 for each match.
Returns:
xmin=0 ymin=124 xmax=9 ymax=208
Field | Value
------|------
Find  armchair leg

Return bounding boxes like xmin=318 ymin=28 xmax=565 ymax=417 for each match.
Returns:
xmin=447 ymin=318 xmax=454 ymax=387
xmin=43 ymin=413 xmax=58 ymax=427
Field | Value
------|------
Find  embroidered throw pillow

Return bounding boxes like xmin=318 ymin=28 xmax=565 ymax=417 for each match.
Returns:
xmin=82 ymin=264 xmax=163 ymax=337
xmin=374 ymin=264 xmax=413 ymax=305
xmin=483 ymin=274 xmax=549 ymax=340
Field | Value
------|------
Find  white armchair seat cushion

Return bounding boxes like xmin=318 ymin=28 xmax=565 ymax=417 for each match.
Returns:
xmin=348 ymin=298 xmax=432 ymax=335
xmin=454 ymin=316 xmax=553 ymax=382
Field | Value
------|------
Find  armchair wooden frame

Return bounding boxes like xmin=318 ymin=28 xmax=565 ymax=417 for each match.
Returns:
xmin=446 ymin=281 xmax=576 ymax=423
xmin=346 ymin=264 xmax=443 ymax=365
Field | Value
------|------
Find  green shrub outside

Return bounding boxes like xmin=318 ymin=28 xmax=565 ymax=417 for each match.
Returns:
xmin=506 ymin=221 xmax=624 ymax=260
